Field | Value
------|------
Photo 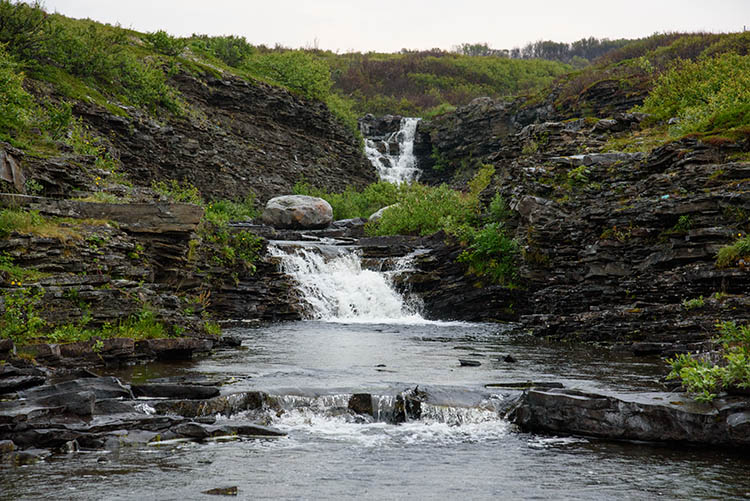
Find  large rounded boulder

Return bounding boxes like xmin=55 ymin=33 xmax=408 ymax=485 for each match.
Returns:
xmin=261 ymin=195 xmax=333 ymax=229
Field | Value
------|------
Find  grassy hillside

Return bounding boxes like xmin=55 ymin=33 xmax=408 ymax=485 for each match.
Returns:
xmin=323 ymin=50 xmax=570 ymax=117
xmin=548 ymin=31 xmax=750 ymax=137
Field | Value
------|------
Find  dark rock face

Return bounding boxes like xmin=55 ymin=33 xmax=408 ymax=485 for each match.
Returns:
xmin=511 ymin=388 xmax=750 ymax=447
xmin=261 ymin=195 xmax=334 ymax=229
xmin=348 ymin=393 xmax=374 ymax=416
xmin=39 ymin=73 xmax=375 ymax=204
xmin=407 ymin=97 xmax=750 ymax=348
xmin=359 ymin=114 xmax=404 ymax=138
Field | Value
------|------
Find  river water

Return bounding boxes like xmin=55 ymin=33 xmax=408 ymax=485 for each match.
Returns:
xmin=3 ymin=247 xmax=750 ymax=500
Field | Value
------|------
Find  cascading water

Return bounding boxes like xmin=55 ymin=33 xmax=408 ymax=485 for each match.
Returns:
xmin=364 ymin=117 xmax=421 ymax=184
xmin=268 ymin=244 xmax=424 ymax=323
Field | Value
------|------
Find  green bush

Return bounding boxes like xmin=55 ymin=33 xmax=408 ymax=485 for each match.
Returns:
xmin=293 ymin=180 xmax=402 ymax=220
xmin=370 ymin=183 xmax=477 ymax=236
xmin=151 ymin=179 xmax=203 ymax=205
xmin=145 ymin=30 xmax=186 ymax=56
xmin=0 ymin=287 xmax=46 ymax=343
xmin=0 ymin=0 xmax=55 ymax=63
xmin=640 ymin=53 xmax=750 ymax=136
xmin=0 ymin=45 xmax=32 ymax=139
xmin=245 ymin=51 xmax=332 ymax=101
xmin=190 ymin=34 xmax=254 ymax=67
xmin=205 ymin=196 xmax=257 ymax=225
xmin=667 ymin=322 xmax=750 ymax=402
xmin=0 ymin=209 xmax=45 ymax=238
xmin=0 ymin=287 xmax=177 ymax=344
xmin=457 ymin=222 xmax=520 ymax=286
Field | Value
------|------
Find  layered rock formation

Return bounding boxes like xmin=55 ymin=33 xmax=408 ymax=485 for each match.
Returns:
xmin=409 ymin=99 xmax=750 ymax=349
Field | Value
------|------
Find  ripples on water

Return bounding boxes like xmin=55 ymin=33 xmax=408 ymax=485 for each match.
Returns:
xmin=4 ymin=321 xmax=750 ymax=500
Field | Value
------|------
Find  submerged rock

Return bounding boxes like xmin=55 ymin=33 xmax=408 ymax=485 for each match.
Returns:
xmin=261 ymin=195 xmax=333 ymax=230
xmin=348 ymin=393 xmax=374 ymax=417
xmin=131 ymin=384 xmax=220 ymax=400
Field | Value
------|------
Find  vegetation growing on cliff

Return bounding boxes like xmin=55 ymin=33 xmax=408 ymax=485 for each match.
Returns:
xmin=0 ymin=286 xmax=177 ymax=345
xmin=550 ymin=31 xmax=750 ymax=121
xmin=668 ymin=322 xmax=750 ymax=402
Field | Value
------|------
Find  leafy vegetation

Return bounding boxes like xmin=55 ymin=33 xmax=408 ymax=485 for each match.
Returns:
xmin=149 ymin=179 xmax=263 ymax=273
xmin=681 ymin=295 xmax=705 ymax=310
xmin=0 ymin=45 xmax=33 ymax=140
xmin=716 ymin=234 xmax=750 ymax=268
xmin=328 ymin=50 xmax=570 ymax=115
xmin=667 ymin=322 xmax=750 ymax=402
xmin=296 ymin=166 xmax=520 ymax=285
xmin=293 ymin=180 xmax=403 ymax=220
xmin=151 ymin=179 xmax=203 ymax=205
xmin=551 ymin=31 xmax=750 ymax=122
xmin=0 ymin=286 xmax=176 ymax=345
xmin=0 ymin=253 xmax=49 ymax=284
xmin=639 ymin=53 xmax=750 ymax=137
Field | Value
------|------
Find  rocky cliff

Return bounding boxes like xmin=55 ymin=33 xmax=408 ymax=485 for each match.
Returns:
xmin=26 ymin=71 xmax=374 ymax=204
xmin=408 ymin=97 xmax=750 ymax=351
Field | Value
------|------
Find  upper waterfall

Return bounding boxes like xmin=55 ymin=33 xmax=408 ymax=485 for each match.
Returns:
xmin=364 ymin=117 xmax=421 ymax=184
xmin=269 ymin=243 xmax=425 ymax=324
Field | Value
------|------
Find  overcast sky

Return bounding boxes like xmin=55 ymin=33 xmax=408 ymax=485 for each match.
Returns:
xmin=37 ymin=0 xmax=750 ymax=53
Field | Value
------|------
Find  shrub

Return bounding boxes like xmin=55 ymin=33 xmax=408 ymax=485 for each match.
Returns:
xmin=371 ymin=183 xmax=477 ymax=236
xmin=0 ymin=287 xmax=46 ymax=343
xmin=639 ymin=53 xmax=750 ymax=136
xmin=205 ymin=196 xmax=257 ymax=226
xmin=0 ymin=45 xmax=32 ymax=139
xmin=245 ymin=50 xmax=332 ymax=101
xmin=151 ymin=179 xmax=203 ymax=205
xmin=682 ymin=295 xmax=704 ymax=310
xmin=0 ymin=0 xmax=55 ymax=63
xmin=0 ymin=209 xmax=45 ymax=238
xmin=144 ymin=30 xmax=186 ymax=56
xmin=190 ymin=34 xmax=254 ymax=67
xmin=667 ymin=322 xmax=750 ymax=401
xmin=457 ymin=222 xmax=520 ymax=286
xmin=293 ymin=180 xmax=402 ymax=220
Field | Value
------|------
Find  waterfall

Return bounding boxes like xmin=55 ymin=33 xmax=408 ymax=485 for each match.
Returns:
xmin=364 ymin=117 xmax=421 ymax=184
xmin=269 ymin=244 xmax=424 ymax=324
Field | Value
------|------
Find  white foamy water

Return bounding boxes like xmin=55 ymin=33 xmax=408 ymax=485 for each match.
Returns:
xmin=259 ymin=393 xmax=509 ymax=448
xmin=365 ymin=117 xmax=421 ymax=184
xmin=269 ymin=244 xmax=429 ymax=324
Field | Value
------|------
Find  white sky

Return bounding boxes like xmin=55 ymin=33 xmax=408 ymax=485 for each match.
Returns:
xmin=38 ymin=0 xmax=750 ymax=53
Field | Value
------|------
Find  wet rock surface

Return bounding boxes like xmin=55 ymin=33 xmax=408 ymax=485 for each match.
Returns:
xmin=511 ymin=387 xmax=750 ymax=447
xmin=0 ymin=362 xmax=284 ymax=457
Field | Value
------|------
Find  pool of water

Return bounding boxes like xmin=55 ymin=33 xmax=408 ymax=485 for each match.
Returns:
xmin=3 ymin=320 xmax=750 ymax=500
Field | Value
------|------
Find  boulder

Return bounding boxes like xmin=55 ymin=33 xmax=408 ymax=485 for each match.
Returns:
xmin=261 ymin=195 xmax=333 ymax=230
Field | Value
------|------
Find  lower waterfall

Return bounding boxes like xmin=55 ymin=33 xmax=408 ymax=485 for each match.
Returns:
xmin=268 ymin=243 xmax=424 ymax=323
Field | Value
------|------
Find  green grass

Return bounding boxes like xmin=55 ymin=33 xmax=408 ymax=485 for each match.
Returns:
xmin=716 ymin=234 xmax=750 ymax=268
xmin=0 ymin=286 xmax=179 ymax=345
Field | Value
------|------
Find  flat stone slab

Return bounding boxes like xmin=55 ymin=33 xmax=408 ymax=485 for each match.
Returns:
xmin=511 ymin=388 xmax=750 ymax=447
